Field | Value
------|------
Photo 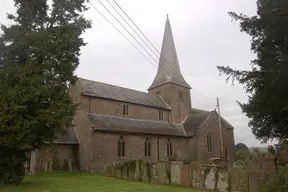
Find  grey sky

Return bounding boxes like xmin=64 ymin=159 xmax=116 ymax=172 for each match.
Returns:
xmin=0 ymin=0 xmax=273 ymax=147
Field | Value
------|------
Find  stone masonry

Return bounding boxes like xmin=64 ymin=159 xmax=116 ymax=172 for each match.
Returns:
xmin=29 ymin=15 xmax=236 ymax=173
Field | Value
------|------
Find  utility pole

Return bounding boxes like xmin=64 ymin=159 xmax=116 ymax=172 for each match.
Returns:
xmin=217 ymin=97 xmax=224 ymax=163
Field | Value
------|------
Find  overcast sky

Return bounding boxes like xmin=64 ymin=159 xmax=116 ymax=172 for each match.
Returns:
xmin=0 ymin=0 xmax=274 ymax=147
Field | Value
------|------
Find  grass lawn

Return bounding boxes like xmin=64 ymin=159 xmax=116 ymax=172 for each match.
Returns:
xmin=0 ymin=172 xmax=206 ymax=192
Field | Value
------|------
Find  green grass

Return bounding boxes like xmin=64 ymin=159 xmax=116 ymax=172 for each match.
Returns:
xmin=0 ymin=172 xmax=205 ymax=192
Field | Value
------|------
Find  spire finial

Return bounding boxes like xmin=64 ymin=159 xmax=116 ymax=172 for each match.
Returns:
xmin=166 ymin=14 xmax=169 ymax=19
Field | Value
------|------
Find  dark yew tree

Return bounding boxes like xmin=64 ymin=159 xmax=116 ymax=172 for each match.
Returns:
xmin=217 ymin=0 xmax=288 ymax=143
xmin=0 ymin=0 xmax=91 ymax=185
xmin=235 ymin=143 xmax=249 ymax=151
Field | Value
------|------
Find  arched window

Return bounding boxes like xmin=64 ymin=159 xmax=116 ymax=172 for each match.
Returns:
xmin=207 ymin=133 xmax=212 ymax=152
xmin=167 ymin=139 xmax=172 ymax=156
xmin=117 ymin=136 xmax=125 ymax=157
xmin=159 ymin=110 xmax=164 ymax=120
xmin=144 ymin=138 xmax=151 ymax=157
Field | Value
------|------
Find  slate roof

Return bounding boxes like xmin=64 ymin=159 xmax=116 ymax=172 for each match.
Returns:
xmin=87 ymin=109 xmax=215 ymax=137
xmin=148 ymin=16 xmax=191 ymax=90
xmin=183 ymin=110 xmax=212 ymax=136
xmin=54 ymin=127 xmax=78 ymax=144
xmin=77 ymin=78 xmax=171 ymax=110
xmin=87 ymin=113 xmax=185 ymax=137
xmin=190 ymin=108 xmax=211 ymax=115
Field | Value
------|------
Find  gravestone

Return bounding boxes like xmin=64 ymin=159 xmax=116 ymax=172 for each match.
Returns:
xmin=204 ymin=167 xmax=216 ymax=190
xmin=170 ymin=161 xmax=182 ymax=184
xmin=217 ymin=170 xmax=229 ymax=192
xmin=158 ymin=162 xmax=167 ymax=184
xmin=68 ymin=158 xmax=74 ymax=172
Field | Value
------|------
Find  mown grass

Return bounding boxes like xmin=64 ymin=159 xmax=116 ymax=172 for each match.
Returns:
xmin=0 ymin=172 xmax=205 ymax=192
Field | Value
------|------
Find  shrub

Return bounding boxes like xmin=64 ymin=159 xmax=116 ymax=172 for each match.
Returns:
xmin=261 ymin=167 xmax=288 ymax=192
xmin=0 ymin=146 xmax=27 ymax=186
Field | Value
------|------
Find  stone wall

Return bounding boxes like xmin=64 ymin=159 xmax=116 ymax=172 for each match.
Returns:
xmin=197 ymin=112 xmax=235 ymax=164
xmin=90 ymin=132 xmax=197 ymax=172
xmin=148 ymin=83 xmax=191 ymax=124
xmin=78 ymin=95 xmax=170 ymax=122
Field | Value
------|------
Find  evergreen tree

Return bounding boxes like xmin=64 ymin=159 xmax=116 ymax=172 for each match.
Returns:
xmin=0 ymin=0 xmax=91 ymax=185
xmin=217 ymin=0 xmax=288 ymax=142
xmin=235 ymin=143 xmax=249 ymax=151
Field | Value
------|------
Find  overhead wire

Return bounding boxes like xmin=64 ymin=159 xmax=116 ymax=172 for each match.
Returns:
xmin=107 ymin=0 xmax=185 ymax=80
xmin=98 ymin=0 xmax=185 ymax=84
xmin=88 ymin=0 xmax=215 ymax=107
xmin=94 ymin=0 xmax=215 ymax=107
xmin=106 ymin=0 xmax=215 ymax=106
xmin=88 ymin=2 xmax=156 ymax=68
xmin=108 ymin=0 xmax=215 ymax=105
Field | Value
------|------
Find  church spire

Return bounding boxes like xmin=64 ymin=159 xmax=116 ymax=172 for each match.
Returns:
xmin=148 ymin=15 xmax=191 ymax=90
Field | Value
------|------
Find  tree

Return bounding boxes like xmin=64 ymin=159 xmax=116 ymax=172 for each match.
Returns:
xmin=235 ymin=143 xmax=249 ymax=151
xmin=0 ymin=0 xmax=91 ymax=185
xmin=235 ymin=143 xmax=251 ymax=161
xmin=217 ymin=0 xmax=288 ymax=142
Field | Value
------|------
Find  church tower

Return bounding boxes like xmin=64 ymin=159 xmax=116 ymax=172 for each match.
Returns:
xmin=148 ymin=15 xmax=192 ymax=124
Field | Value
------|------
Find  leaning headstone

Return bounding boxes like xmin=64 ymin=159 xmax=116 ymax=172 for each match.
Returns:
xmin=158 ymin=162 xmax=167 ymax=184
xmin=29 ymin=150 xmax=38 ymax=175
xmin=134 ymin=161 xmax=140 ymax=181
xmin=68 ymin=158 xmax=74 ymax=172
xmin=48 ymin=161 xmax=53 ymax=172
xmin=180 ymin=164 xmax=191 ymax=187
xmin=44 ymin=161 xmax=48 ymax=172
xmin=142 ymin=162 xmax=149 ymax=183
xmin=116 ymin=165 xmax=122 ymax=178
xmin=191 ymin=162 xmax=205 ymax=189
xmin=231 ymin=167 xmax=248 ymax=192
xmin=151 ymin=163 xmax=159 ymax=184
xmin=204 ymin=167 xmax=215 ymax=190
xmin=217 ymin=169 xmax=229 ymax=192
xmin=170 ymin=161 xmax=182 ymax=185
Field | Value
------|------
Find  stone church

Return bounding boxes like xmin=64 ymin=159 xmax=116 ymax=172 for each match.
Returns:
xmin=28 ymin=16 xmax=235 ymax=173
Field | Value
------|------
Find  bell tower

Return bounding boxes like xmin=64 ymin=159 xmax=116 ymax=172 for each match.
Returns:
xmin=148 ymin=15 xmax=191 ymax=124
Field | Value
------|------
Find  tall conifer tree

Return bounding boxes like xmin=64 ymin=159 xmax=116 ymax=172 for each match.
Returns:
xmin=218 ymin=0 xmax=288 ymax=142
xmin=0 ymin=0 xmax=91 ymax=185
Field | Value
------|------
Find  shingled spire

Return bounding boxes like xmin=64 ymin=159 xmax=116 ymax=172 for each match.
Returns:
xmin=148 ymin=15 xmax=191 ymax=90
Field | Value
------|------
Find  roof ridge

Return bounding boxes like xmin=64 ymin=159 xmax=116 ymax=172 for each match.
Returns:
xmin=214 ymin=111 xmax=234 ymax=129
xmin=78 ymin=77 xmax=150 ymax=95
xmin=197 ymin=111 xmax=214 ymax=130
xmin=158 ymin=95 xmax=172 ymax=110
xmin=191 ymin=108 xmax=211 ymax=113
xmin=180 ymin=115 xmax=188 ymax=136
